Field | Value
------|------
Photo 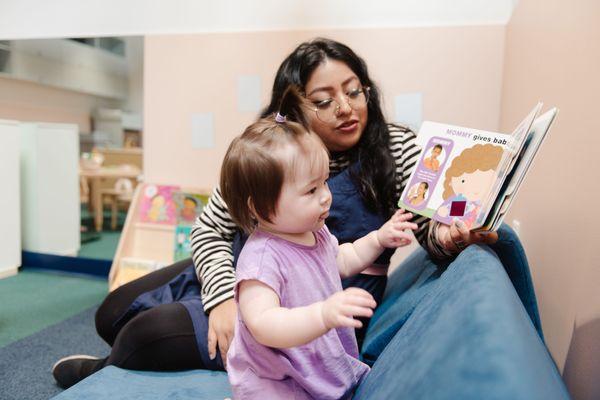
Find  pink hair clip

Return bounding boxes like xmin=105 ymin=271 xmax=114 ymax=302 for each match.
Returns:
xmin=275 ymin=112 xmax=286 ymax=123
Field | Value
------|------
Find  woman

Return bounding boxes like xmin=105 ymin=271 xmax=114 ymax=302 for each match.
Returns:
xmin=52 ymin=38 xmax=498 ymax=389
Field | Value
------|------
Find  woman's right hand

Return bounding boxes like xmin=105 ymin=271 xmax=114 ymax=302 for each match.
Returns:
xmin=207 ymin=298 xmax=237 ymax=367
xmin=320 ymin=288 xmax=376 ymax=330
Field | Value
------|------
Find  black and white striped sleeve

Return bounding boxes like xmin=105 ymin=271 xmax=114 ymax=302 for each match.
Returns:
xmin=388 ymin=125 xmax=454 ymax=260
xmin=190 ymin=187 xmax=238 ymax=313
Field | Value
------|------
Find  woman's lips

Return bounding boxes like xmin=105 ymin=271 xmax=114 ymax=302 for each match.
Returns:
xmin=336 ymin=120 xmax=358 ymax=133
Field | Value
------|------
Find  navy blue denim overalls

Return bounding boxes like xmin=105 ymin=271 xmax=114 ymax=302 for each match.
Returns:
xmin=114 ymin=163 xmax=391 ymax=370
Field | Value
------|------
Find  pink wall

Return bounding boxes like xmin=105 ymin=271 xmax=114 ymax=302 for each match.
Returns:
xmin=500 ymin=1 xmax=600 ymax=398
xmin=144 ymin=26 xmax=505 ymax=188
xmin=0 ymin=76 xmax=119 ymax=133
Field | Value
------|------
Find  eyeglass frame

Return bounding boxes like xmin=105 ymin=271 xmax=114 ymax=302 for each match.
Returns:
xmin=304 ymin=86 xmax=371 ymax=123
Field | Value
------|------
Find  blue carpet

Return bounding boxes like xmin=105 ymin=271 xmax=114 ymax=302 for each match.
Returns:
xmin=0 ymin=306 xmax=110 ymax=400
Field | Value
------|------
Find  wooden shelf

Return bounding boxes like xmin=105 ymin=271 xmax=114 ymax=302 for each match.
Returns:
xmin=108 ymin=183 xmax=211 ymax=291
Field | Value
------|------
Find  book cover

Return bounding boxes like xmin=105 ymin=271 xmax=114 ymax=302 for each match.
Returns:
xmin=138 ymin=184 xmax=180 ymax=225
xmin=173 ymin=191 xmax=210 ymax=225
xmin=173 ymin=225 xmax=193 ymax=262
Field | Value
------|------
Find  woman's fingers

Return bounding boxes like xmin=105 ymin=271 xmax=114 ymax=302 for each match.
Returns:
xmin=217 ymin=332 xmax=230 ymax=368
xmin=207 ymin=327 xmax=218 ymax=360
xmin=476 ymin=231 xmax=499 ymax=244
xmin=449 ymin=221 xmax=470 ymax=249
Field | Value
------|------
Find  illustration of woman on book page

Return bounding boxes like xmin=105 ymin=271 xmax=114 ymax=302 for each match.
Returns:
xmin=434 ymin=144 xmax=503 ymax=229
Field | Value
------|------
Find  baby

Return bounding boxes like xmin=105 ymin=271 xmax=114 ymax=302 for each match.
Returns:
xmin=220 ymin=92 xmax=417 ymax=399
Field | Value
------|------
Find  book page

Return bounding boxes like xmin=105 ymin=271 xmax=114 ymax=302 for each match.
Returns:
xmin=475 ymin=103 xmax=543 ymax=228
xmin=485 ymin=108 xmax=558 ymax=231
xmin=399 ymin=121 xmax=511 ymax=230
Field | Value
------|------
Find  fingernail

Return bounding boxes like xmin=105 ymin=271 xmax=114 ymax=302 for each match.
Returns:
xmin=457 ymin=221 xmax=464 ymax=228
xmin=209 ymin=353 xmax=215 ymax=360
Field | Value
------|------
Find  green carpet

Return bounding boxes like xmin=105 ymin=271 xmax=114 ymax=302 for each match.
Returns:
xmin=78 ymin=205 xmax=125 ymax=260
xmin=78 ymin=230 xmax=122 ymax=260
xmin=0 ymin=270 xmax=108 ymax=348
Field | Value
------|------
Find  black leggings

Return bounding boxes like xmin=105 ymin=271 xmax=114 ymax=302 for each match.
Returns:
xmin=92 ymin=259 xmax=384 ymax=373
xmin=94 ymin=258 xmax=210 ymax=372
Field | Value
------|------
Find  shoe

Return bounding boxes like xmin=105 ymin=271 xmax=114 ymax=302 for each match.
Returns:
xmin=52 ymin=354 xmax=104 ymax=389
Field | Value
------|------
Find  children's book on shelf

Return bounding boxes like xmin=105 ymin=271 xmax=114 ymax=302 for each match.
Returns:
xmin=398 ymin=103 xmax=558 ymax=232
xmin=137 ymin=184 xmax=180 ymax=225
xmin=173 ymin=191 xmax=210 ymax=225
xmin=173 ymin=225 xmax=193 ymax=262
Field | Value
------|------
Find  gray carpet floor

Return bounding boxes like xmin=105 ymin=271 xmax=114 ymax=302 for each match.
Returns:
xmin=0 ymin=306 xmax=110 ymax=400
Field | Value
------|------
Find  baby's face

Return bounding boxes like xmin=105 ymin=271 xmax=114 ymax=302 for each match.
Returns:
xmin=451 ymin=169 xmax=496 ymax=202
xmin=432 ymin=148 xmax=442 ymax=157
xmin=262 ymin=141 xmax=332 ymax=235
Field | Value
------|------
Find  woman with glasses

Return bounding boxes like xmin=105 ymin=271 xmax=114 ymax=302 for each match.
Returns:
xmin=52 ymin=38 xmax=503 ymax=389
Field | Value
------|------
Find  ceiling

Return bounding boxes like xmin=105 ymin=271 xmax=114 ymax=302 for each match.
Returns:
xmin=0 ymin=0 xmax=518 ymax=40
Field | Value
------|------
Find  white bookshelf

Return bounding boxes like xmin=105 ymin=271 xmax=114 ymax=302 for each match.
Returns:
xmin=0 ymin=120 xmax=21 ymax=278
xmin=20 ymin=122 xmax=80 ymax=256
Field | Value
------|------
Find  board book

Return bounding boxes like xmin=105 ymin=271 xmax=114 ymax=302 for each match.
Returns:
xmin=398 ymin=103 xmax=558 ymax=231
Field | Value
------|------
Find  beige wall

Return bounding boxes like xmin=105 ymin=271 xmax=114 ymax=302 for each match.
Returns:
xmin=0 ymin=76 xmax=119 ymax=133
xmin=500 ymin=1 xmax=600 ymax=398
xmin=144 ymin=25 xmax=505 ymax=188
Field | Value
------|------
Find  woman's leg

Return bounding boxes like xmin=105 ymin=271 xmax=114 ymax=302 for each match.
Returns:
xmin=95 ymin=258 xmax=193 ymax=346
xmin=53 ymin=301 xmax=215 ymax=389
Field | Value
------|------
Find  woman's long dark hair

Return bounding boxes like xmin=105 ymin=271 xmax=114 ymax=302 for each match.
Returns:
xmin=261 ymin=38 xmax=398 ymax=217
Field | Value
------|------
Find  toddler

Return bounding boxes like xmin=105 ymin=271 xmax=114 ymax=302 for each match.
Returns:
xmin=220 ymin=93 xmax=417 ymax=399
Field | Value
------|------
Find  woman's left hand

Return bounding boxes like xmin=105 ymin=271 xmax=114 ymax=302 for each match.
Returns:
xmin=436 ymin=220 xmax=498 ymax=253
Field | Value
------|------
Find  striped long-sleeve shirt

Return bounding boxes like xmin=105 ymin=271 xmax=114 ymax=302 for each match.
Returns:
xmin=190 ymin=124 xmax=451 ymax=312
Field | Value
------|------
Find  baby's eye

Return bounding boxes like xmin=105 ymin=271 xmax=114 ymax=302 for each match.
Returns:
xmin=461 ymin=179 xmax=465 ymax=183
xmin=307 ymin=187 xmax=317 ymax=195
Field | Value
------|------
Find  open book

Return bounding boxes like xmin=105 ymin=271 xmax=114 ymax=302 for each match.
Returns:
xmin=398 ymin=103 xmax=558 ymax=232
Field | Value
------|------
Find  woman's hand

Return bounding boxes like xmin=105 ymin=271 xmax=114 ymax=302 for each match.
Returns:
xmin=377 ymin=209 xmax=418 ymax=248
xmin=436 ymin=220 xmax=498 ymax=253
xmin=320 ymin=288 xmax=377 ymax=329
xmin=207 ymin=298 xmax=237 ymax=367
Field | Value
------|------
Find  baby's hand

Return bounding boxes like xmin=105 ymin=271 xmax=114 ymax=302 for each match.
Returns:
xmin=320 ymin=288 xmax=377 ymax=329
xmin=376 ymin=209 xmax=418 ymax=248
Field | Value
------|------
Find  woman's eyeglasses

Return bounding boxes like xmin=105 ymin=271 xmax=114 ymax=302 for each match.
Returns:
xmin=307 ymin=87 xmax=370 ymax=123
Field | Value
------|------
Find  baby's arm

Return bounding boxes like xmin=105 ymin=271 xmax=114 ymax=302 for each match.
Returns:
xmin=337 ymin=209 xmax=418 ymax=278
xmin=239 ymin=281 xmax=376 ymax=349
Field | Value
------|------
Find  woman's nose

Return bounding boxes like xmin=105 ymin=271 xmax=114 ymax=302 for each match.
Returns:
xmin=335 ymin=96 xmax=352 ymax=116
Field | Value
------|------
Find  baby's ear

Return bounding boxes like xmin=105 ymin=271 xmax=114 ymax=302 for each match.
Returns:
xmin=247 ymin=197 xmax=257 ymax=220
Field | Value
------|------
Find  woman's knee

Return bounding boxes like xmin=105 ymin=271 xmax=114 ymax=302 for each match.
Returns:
xmin=108 ymin=303 xmax=201 ymax=370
